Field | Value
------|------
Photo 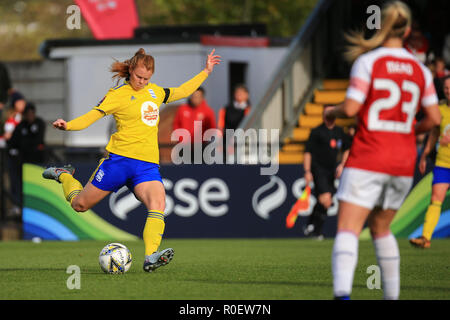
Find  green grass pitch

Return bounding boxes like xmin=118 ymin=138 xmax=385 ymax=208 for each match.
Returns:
xmin=1 ymin=238 xmax=449 ymax=300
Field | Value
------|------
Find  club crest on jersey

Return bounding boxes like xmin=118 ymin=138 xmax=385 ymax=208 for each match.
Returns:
xmin=141 ymin=101 xmax=159 ymax=127
xmin=148 ymin=89 xmax=157 ymax=99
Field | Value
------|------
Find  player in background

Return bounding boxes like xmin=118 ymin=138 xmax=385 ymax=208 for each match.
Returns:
xmin=410 ymin=75 xmax=450 ymax=248
xmin=42 ymin=48 xmax=221 ymax=272
xmin=325 ymin=1 xmax=441 ymax=300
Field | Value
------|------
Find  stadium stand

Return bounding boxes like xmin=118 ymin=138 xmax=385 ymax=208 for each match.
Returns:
xmin=236 ymin=0 xmax=355 ymax=166
xmin=278 ymin=79 xmax=356 ymax=164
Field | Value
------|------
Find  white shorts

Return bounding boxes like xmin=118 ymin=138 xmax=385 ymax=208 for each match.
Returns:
xmin=336 ymin=167 xmax=413 ymax=210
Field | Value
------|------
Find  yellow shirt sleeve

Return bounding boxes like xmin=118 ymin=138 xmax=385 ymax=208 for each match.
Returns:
xmin=93 ymin=89 xmax=122 ymax=115
xmin=166 ymin=71 xmax=208 ymax=103
xmin=66 ymin=109 xmax=104 ymax=131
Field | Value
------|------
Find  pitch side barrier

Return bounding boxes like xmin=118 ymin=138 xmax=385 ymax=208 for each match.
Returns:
xmin=21 ymin=163 xmax=337 ymax=239
xmin=21 ymin=161 xmax=448 ymax=240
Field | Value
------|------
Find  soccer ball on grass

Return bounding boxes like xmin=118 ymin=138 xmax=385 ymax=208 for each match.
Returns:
xmin=99 ymin=243 xmax=132 ymax=274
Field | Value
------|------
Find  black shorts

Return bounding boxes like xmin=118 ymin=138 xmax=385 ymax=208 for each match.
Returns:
xmin=311 ymin=165 xmax=336 ymax=196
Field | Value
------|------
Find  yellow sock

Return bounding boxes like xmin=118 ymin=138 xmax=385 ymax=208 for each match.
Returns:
xmin=422 ymin=200 xmax=442 ymax=241
xmin=143 ymin=210 xmax=165 ymax=256
xmin=59 ymin=173 xmax=83 ymax=204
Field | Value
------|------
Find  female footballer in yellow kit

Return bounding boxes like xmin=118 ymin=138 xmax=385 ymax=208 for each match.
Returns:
xmin=43 ymin=48 xmax=221 ymax=272
xmin=411 ymin=75 xmax=450 ymax=248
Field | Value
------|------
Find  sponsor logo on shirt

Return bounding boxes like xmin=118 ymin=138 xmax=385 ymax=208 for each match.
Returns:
xmin=141 ymin=101 xmax=159 ymax=127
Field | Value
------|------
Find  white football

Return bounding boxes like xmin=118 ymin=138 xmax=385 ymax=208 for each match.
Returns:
xmin=99 ymin=243 xmax=132 ymax=274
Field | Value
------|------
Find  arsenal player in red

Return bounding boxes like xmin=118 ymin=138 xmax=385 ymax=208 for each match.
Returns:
xmin=326 ymin=1 xmax=441 ymax=300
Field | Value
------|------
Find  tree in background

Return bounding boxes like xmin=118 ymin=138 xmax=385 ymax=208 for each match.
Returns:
xmin=137 ymin=0 xmax=318 ymax=37
xmin=0 ymin=0 xmax=317 ymax=61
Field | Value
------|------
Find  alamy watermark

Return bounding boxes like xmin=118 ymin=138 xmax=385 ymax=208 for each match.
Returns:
xmin=366 ymin=5 xmax=381 ymax=30
xmin=366 ymin=265 xmax=381 ymax=290
xmin=170 ymin=121 xmax=280 ymax=175
xmin=66 ymin=265 xmax=81 ymax=290
xmin=66 ymin=5 xmax=81 ymax=30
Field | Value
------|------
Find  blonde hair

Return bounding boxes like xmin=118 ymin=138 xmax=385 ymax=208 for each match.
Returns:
xmin=344 ymin=1 xmax=411 ymax=62
xmin=110 ymin=48 xmax=155 ymax=82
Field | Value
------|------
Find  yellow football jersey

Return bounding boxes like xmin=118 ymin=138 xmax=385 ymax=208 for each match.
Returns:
xmin=93 ymin=71 xmax=208 ymax=164
xmin=435 ymin=104 xmax=450 ymax=169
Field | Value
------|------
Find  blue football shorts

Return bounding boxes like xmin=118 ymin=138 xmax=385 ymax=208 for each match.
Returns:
xmin=432 ymin=166 xmax=450 ymax=185
xmin=89 ymin=152 xmax=163 ymax=192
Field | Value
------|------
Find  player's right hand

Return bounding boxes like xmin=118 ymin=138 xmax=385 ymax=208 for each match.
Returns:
xmin=53 ymin=119 xmax=67 ymax=130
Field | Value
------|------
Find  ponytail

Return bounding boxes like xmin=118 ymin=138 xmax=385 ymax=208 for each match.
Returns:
xmin=110 ymin=48 xmax=155 ymax=83
xmin=344 ymin=1 xmax=411 ymax=62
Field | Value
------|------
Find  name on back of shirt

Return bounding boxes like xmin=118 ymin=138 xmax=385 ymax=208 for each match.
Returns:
xmin=386 ymin=61 xmax=413 ymax=75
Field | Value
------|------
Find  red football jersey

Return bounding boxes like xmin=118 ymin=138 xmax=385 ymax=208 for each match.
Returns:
xmin=345 ymin=47 xmax=438 ymax=177
xmin=173 ymin=100 xmax=216 ymax=143
xmin=4 ymin=113 xmax=22 ymax=135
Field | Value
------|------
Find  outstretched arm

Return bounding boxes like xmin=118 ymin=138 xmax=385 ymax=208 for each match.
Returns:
xmin=166 ymin=49 xmax=221 ymax=103
xmin=53 ymin=109 xmax=104 ymax=131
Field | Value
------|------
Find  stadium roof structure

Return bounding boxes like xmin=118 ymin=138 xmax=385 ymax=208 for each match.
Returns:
xmin=40 ymin=23 xmax=291 ymax=58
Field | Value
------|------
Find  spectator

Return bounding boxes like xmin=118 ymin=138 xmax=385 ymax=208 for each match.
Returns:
xmin=217 ymin=84 xmax=251 ymax=162
xmin=442 ymin=33 xmax=450 ymax=67
xmin=8 ymin=102 xmax=46 ymax=164
xmin=435 ymin=56 xmax=450 ymax=79
xmin=433 ymin=57 xmax=450 ymax=101
xmin=302 ymin=105 xmax=351 ymax=240
xmin=404 ymin=21 xmax=430 ymax=64
xmin=3 ymin=91 xmax=26 ymax=216
xmin=426 ymin=57 xmax=450 ymax=102
xmin=173 ymin=87 xmax=216 ymax=163
xmin=217 ymin=84 xmax=251 ymax=133
xmin=3 ymin=91 xmax=26 ymax=141
xmin=0 ymin=61 xmax=12 ymax=116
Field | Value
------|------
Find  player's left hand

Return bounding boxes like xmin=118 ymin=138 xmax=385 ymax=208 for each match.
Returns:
xmin=203 ymin=49 xmax=221 ymax=75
